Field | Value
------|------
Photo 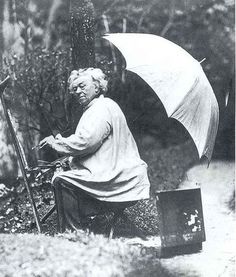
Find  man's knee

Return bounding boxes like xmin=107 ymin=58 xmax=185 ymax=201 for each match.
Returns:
xmin=52 ymin=176 xmax=61 ymax=187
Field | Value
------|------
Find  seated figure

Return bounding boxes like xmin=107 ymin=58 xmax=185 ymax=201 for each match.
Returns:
xmin=39 ymin=68 xmax=150 ymax=232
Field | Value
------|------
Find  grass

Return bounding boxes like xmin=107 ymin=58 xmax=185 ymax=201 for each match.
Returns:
xmin=0 ymin=232 xmax=174 ymax=277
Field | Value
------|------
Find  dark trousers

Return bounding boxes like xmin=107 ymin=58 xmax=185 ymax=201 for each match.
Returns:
xmin=54 ymin=182 xmax=83 ymax=232
xmin=54 ymin=180 xmax=137 ymax=232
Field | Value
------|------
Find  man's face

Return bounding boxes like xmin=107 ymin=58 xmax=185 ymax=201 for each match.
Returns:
xmin=70 ymin=75 xmax=98 ymax=107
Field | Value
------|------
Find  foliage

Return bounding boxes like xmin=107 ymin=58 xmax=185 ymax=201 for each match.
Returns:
xmin=6 ymin=49 xmax=70 ymax=131
xmin=2 ymin=48 xmax=73 ymax=163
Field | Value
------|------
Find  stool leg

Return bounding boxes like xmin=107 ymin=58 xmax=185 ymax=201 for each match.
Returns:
xmin=41 ymin=205 xmax=56 ymax=224
xmin=108 ymin=211 xmax=123 ymax=240
xmin=53 ymin=184 xmax=65 ymax=233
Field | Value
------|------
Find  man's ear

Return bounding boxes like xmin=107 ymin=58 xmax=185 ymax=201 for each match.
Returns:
xmin=95 ymin=87 xmax=99 ymax=94
xmin=92 ymin=77 xmax=99 ymax=93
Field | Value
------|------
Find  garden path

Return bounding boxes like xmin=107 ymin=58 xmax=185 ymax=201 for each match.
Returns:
xmin=160 ymin=161 xmax=235 ymax=277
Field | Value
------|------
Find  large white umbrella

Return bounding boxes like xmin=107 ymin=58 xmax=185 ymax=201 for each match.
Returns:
xmin=104 ymin=33 xmax=219 ymax=162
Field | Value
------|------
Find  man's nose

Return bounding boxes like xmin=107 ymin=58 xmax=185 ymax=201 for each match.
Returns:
xmin=71 ymin=87 xmax=82 ymax=95
xmin=76 ymin=87 xmax=82 ymax=94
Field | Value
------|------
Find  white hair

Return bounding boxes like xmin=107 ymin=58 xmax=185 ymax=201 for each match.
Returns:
xmin=68 ymin=68 xmax=108 ymax=94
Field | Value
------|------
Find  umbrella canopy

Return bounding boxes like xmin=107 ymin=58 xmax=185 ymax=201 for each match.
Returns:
xmin=104 ymin=33 xmax=219 ymax=162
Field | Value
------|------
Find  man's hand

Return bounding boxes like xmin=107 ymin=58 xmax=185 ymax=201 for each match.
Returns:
xmin=38 ymin=135 xmax=55 ymax=149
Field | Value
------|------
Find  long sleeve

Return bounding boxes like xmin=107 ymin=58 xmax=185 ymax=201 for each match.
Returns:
xmin=50 ymin=104 xmax=111 ymax=156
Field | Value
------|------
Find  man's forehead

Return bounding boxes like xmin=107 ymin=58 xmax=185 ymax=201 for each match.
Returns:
xmin=72 ymin=75 xmax=92 ymax=85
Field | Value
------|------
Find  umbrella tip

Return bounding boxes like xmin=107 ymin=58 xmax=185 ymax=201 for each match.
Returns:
xmin=199 ymin=58 xmax=206 ymax=64
xmin=200 ymin=155 xmax=211 ymax=168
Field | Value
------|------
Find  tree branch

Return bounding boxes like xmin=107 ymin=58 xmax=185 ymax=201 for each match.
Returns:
xmin=137 ymin=6 xmax=151 ymax=32
xmin=160 ymin=0 xmax=175 ymax=37
xmin=102 ymin=14 xmax=118 ymax=72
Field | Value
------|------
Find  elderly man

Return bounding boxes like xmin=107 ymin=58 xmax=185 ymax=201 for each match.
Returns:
xmin=40 ymin=68 xmax=150 ymax=231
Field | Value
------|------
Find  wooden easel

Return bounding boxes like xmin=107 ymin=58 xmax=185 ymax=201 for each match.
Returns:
xmin=0 ymin=76 xmax=56 ymax=232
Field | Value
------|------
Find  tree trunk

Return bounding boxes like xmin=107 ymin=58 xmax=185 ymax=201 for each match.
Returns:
xmin=0 ymin=0 xmax=4 ymax=68
xmin=68 ymin=0 xmax=95 ymax=131
xmin=0 ymin=0 xmax=19 ymax=178
xmin=70 ymin=0 xmax=95 ymax=69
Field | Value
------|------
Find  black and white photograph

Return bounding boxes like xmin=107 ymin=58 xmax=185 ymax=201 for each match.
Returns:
xmin=0 ymin=0 xmax=235 ymax=276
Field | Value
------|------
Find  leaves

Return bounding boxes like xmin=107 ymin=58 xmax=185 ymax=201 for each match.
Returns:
xmin=0 ymin=183 xmax=10 ymax=198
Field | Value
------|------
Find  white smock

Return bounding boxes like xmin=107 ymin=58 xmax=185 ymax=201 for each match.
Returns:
xmin=51 ymin=95 xmax=150 ymax=202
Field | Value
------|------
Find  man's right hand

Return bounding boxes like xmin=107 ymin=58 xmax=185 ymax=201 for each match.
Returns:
xmin=38 ymin=135 xmax=55 ymax=149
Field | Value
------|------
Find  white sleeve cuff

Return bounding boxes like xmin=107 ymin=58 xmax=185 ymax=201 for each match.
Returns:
xmin=55 ymin=133 xmax=62 ymax=139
